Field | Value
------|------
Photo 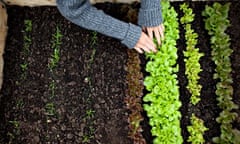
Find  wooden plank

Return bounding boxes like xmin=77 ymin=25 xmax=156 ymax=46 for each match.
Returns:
xmin=2 ymin=0 xmax=223 ymax=7
xmin=0 ymin=2 xmax=8 ymax=89
xmin=2 ymin=0 xmax=217 ymax=7
xmin=2 ymin=0 xmax=140 ymax=7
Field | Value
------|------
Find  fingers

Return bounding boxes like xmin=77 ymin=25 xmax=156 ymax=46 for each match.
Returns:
xmin=144 ymin=24 xmax=165 ymax=46
xmin=159 ymin=24 xmax=165 ymax=40
xmin=147 ymin=28 xmax=153 ymax=40
xmin=134 ymin=32 xmax=157 ymax=54
xmin=142 ymin=27 xmax=147 ymax=33
xmin=154 ymin=28 xmax=161 ymax=45
xmin=134 ymin=47 xmax=144 ymax=54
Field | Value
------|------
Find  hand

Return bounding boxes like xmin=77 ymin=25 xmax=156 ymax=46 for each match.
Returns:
xmin=134 ymin=32 xmax=157 ymax=54
xmin=143 ymin=24 xmax=164 ymax=46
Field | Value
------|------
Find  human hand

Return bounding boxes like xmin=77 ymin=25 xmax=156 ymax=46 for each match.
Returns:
xmin=143 ymin=24 xmax=164 ymax=46
xmin=134 ymin=32 xmax=157 ymax=54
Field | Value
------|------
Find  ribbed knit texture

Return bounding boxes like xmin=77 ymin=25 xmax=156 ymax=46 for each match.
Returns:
xmin=138 ymin=0 xmax=162 ymax=27
xmin=56 ymin=0 xmax=162 ymax=48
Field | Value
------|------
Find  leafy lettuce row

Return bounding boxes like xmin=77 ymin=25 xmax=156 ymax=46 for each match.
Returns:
xmin=187 ymin=114 xmax=208 ymax=144
xmin=180 ymin=3 xmax=207 ymax=144
xmin=180 ymin=3 xmax=204 ymax=105
xmin=143 ymin=0 xmax=182 ymax=143
xmin=125 ymin=50 xmax=146 ymax=144
xmin=202 ymin=3 xmax=240 ymax=144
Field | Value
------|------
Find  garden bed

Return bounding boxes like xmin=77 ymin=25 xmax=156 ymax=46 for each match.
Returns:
xmin=0 ymin=1 xmax=239 ymax=144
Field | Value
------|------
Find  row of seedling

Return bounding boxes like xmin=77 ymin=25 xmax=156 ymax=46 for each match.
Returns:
xmin=125 ymin=50 xmax=145 ymax=144
xmin=81 ymin=31 xmax=98 ymax=143
xmin=20 ymin=20 xmax=32 ymax=80
xmin=143 ymin=0 xmax=182 ymax=143
xmin=7 ymin=19 xmax=33 ymax=142
xmin=202 ymin=3 xmax=240 ymax=144
xmin=180 ymin=3 xmax=208 ymax=144
xmin=45 ymin=25 xmax=62 ymax=120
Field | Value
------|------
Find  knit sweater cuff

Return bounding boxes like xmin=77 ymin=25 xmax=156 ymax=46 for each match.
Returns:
xmin=140 ymin=0 xmax=161 ymax=9
xmin=138 ymin=8 xmax=163 ymax=27
xmin=121 ymin=23 xmax=142 ymax=49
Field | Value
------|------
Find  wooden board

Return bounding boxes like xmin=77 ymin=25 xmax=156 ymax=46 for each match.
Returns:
xmin=0 ymin=2 xmax=8 ymax=89
xmin=2 ymin=0 xmax=140 ymax=7
xmin=2 ymin=0 xmax=216 ymax=7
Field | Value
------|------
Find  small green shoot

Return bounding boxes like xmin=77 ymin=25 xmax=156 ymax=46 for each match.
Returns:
xmin=49 ymin=80 xmax=56 ymax=99
xmin=48 ymin=25 xmax=62 ymax=70
xmin=86 ymin=109 xmax=95 ymax=118
xmin=45 ymin=103 xmax=56 ymax=116
xmin=20 ymin=63 xmax=28 ymax=72
xmin=20 ymin=19 xmax=32 ymax=80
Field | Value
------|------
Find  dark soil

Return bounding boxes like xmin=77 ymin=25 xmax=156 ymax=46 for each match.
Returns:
xmin=0 ymin=1 xmax=240 ymax=144
xmin=0 ymin=4 xmax=133 ymax=144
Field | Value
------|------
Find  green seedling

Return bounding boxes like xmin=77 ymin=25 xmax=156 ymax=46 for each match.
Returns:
xmin=49 ymin=25 xmax=62 ymax=70
xmin=24 ymin=20 xmax=32 ymax=32
xmin=45 ymin=103 xmax=56 ymax=116
xmin=82 ymin=135 xmax=92 ymax=143
xmin=16 ymin=99 xmax=24 ymax=109
xmin=23 ymin=20 xmax=32 ymax=54
xmin=9 ymin=120 xmax=20 ymax=136
xmin=49 ymin=80 xmax=56 ymax=99
xmin=86 ymin=109 xmax=95 ymax=118
xmin=20 ymin=19 xmax=32 ymax=80
xmin=20 ymin=63 xmax=28 ymax=72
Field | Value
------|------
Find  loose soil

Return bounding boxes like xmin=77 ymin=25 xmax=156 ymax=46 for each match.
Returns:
xmin=0 ymin=1 xmax=239 ymax=144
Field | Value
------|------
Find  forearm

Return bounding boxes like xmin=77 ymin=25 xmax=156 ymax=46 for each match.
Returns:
xmin=138 ymin=0 xmax=163 ymax=27
xmin=56 ymin=0 xmax=141 ymax=48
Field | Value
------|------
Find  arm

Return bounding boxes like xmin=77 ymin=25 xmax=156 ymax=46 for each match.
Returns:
xmin=138 ymin=0 xmax=164 ymax=45
xmin=138 ymin=0 xmax=163 ymax=27
xmin=56 ymin=0 xmax=141 ymax=49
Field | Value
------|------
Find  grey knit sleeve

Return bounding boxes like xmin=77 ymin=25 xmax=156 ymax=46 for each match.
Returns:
xmin=56 ymin=0 xmax=142 ymax=49
xmin=138 ymin=0 xmax=163 ymax=27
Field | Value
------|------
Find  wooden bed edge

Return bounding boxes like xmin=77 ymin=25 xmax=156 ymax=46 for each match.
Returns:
xmin=0 ymin=2 xmax=8 ymax=90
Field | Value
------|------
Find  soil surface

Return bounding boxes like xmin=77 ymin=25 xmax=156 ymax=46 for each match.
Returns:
xmin=0 ymin=1 xmax=240 ymax=144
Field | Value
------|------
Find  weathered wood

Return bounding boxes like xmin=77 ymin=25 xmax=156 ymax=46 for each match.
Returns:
xmin=0 ymin=2 xmax=7 ymax=89
xmin=2 ymin=0 xmax=140 ymax=7
xmin=2 ymin=0 xmax=215 ymax=7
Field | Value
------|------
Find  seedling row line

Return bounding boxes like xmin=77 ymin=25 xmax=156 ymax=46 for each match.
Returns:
xmin=45 ymin=25 xmax=62 ymax=119
xmin=81 ymin=31 xmax=98 ymax=143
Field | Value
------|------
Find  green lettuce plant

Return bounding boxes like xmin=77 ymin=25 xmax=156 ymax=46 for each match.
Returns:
xmin=187 ymin=114 xmax=208 ymax=144
xmin=180 ymin=3 xmax=203 ymax=105
xmin=180 ymin=3 xmax=204 ymax=105
xmin=202 ymin=3 xmax=240 ymax=144
xmin=180 ymin=4 xmax=208 ymax=144
xmin=143 ymin=0 xmax=182 ymax=143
